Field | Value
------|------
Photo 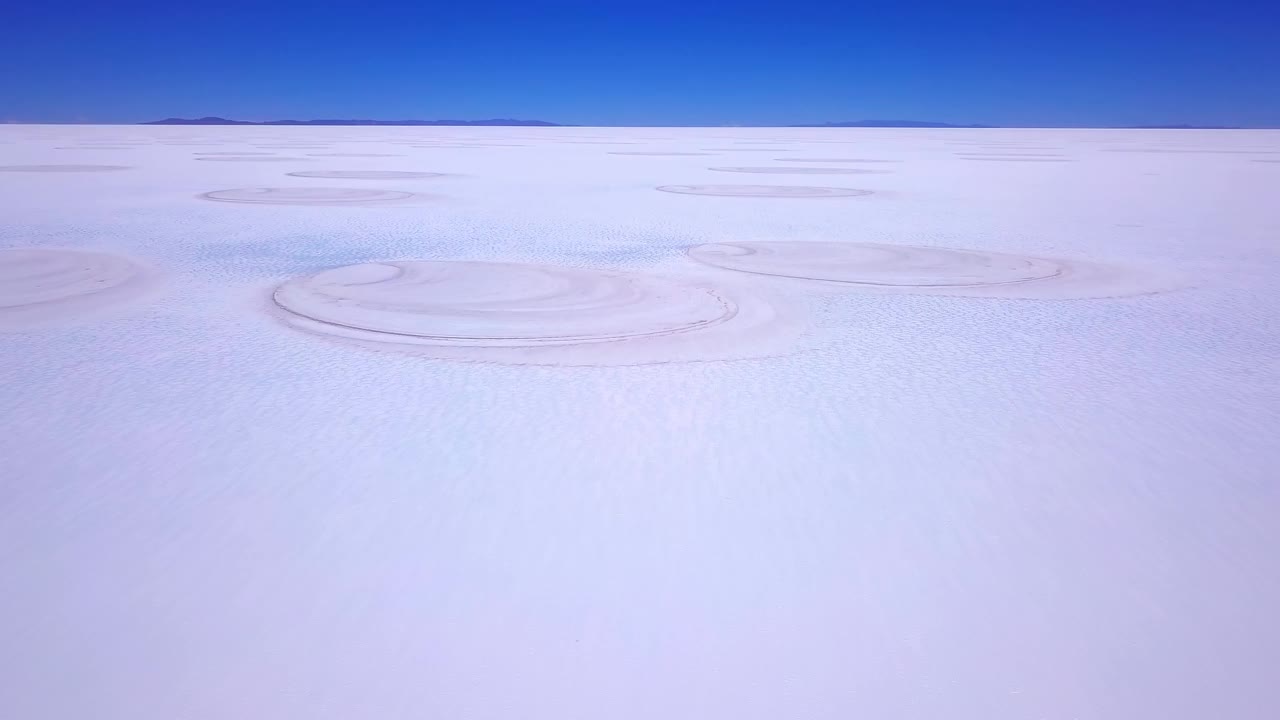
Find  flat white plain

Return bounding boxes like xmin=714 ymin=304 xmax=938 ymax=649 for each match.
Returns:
xmin=2 ymin=125 xmax=1279 ymax=720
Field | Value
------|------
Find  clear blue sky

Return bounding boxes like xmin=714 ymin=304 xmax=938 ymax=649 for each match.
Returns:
xmin=4 ymin=0 xmax=1278 ymax=127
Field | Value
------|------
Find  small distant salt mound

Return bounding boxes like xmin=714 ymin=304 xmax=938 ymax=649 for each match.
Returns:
xmin=971 ymin=146 xmax=1064 ymax=151
xmin=0 ymin=165 xmax=131 ymax=172
xmin=958 ymin=156 xmax=1074 ymax=162
xmin=199 ymin=187 xmax=420 ymax=206
xmin=709 ymin=166 xmax=889 ymax=175
xmin=285 ymin=170 xmax=444 ymax=179
xmin=657 ymin=185 xmax=873 ymax=198
xmin=1103 ymin=149 xmax=1280 ymax=155
xmin=306 ymin=153 xmax=405 ymax=157
xmin=194 ymin=156 xmax=311 ymax=162
xmin=0 ymin=248 xmax=161 ymax=330
xmin=195 ymin=152 xmax=277 ymax=156
xmin=954 ymin=152 xmax=1066 ymax=158
xmin=609 ymin=151 xmax=715 ymax=156
xmin=778 ymin=158 xmax=900 ymax=163
xmin=687 ymin=241 xmax=1173 ymax=299
xmin=272 ymin=261 xmax=797 ymax=365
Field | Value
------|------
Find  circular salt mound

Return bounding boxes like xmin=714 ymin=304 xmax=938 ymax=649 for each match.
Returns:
xmin=709 ymin=166 xmax=888 ymax=175
xmin=959 ymin=156 xmax=1074 ymax=162
xmin=954 ymin=152 xmax=1066 ymax=158
xmin=0 ymin=165 xmax=130 ymax=172
xmin=0 ymin=248 xmax=161 ymax=330
xmin=194 ymin=156 xmax=310 ymax=162
xmin=199 ymin=187 xmax=418 ymax=206
xmin=609 ymin=151 xmax=715 ymax=156
xmin=657 ymin=185 xmax=873 ymax=198
xmin=272 ymin=261 xmax=795 ymax=365
xmin=687 ymin=241 xmax=1170 ymax=299
xmin=286 ymin=170 xmax=444 ymax=179
xmin=778 ymin=158 xmax=900 ymax=163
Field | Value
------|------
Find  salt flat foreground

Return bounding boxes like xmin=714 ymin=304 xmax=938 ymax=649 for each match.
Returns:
xmin=1 ymin=125 xmax=1278 ymax=719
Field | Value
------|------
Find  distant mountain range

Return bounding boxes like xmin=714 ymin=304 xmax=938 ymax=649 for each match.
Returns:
xmin=139 ymin=117 xmax=1249 ymax=130
xmin=147 ymin=116 xmax=986 ymax=128
xmin=143 ymin=117 xmax=564 ymax=126
xmin=791 ymin=121 xmax=1240 ymax=129
xmin=788 ymin=120 xmax=993 ymax=128
xmin=1127 ymin=124 xmax=1242 ymax=130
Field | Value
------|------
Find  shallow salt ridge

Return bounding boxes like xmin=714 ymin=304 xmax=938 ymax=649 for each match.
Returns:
xmin=708 ymin=166 xmax=890 ymax=175
xmin=608 ymin=151 xmax=716 ymax=156
xmin=199 ymin=187 xmax=426 ymax=206
xmin=194 ymin=156 xmax=313 ymax=162
xmin=656 ymin=184 xmax=875 ymax=198
xmin=285 ymin=170 xmax=445 ymax=179
xmin=0 ymin=164 xmax=131 ymax=172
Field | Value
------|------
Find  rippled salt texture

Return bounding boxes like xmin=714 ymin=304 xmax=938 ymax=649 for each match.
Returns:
xmin=2 ymin=125 xmax=1279 ymax=720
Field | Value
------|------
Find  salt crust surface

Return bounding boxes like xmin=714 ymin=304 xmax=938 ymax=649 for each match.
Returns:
xmin=1 ymin=125 xmax=1279 ymax=720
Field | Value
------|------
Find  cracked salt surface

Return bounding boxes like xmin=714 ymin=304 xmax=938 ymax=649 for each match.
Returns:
xmin=1 ymin=125 xmax=1279 ymax=720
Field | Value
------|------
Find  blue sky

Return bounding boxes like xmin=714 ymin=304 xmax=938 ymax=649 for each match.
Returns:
xmin=4 ymin=0 xmax=1278 ymax=126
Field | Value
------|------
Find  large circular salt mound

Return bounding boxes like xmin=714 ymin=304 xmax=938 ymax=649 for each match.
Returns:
xmin=285 ymin=170 xmax=444 ymax=179
xmin=657 ymin=185 xmax=873 ymax=198
xmin=272 ymin=261 xmax=796 ymax=365
xmin=687 ymin=241 xmax=1172 ymax=299
xmin=199 ymin=187 xmax=419 ymax=206
xmin=709 ymin=166 xmax=889 ymax=175
xmin=0 ymin=248 xmax=161 ymax=330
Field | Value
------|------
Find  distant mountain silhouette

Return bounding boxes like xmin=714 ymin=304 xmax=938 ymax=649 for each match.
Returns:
xmin=1126 ymin=124 xmax=1242 ymax=130
xmin=144 ymin=117 xmax=256 ymax=125
xmin=138 ymin=117 xmax=1253 ymax=130
xmin=143 ymin=117 xmax=565 ymax=126
xmin=789 ymin=120 xmax=995 ymax=128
